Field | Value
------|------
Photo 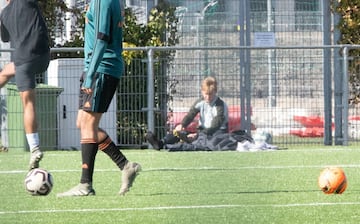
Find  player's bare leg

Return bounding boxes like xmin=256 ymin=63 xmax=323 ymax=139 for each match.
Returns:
xmin=57 ymin=110 xmax=100 ymax=197
xmin=20 ymin=89 xmax=43 ymax=169
xmin=0 ymin=62 xmax=15 ymax=88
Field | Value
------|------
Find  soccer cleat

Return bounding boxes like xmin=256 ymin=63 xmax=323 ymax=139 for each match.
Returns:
xmin=0 ymin=146 xmax=8 ymax=152
xmin=145 ymin=131 xmax=162 ymax=150
xmin=57 ymin=183 xmax=95 ymax=197
xmin=29 ymin=147 xmax=43 ymax=170
xmin=119 ymin=162 xmax=141 ymax=196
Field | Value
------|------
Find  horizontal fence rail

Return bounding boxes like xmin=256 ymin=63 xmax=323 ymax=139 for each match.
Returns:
xmin=0 ymin=45 xmax=359 ymax=150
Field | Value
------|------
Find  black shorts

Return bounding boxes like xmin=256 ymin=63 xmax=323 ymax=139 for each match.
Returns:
xmin=15 ymin=53 xmax=50 ymax=92
xmin=79 ymin=72 xmax=119 ymax=113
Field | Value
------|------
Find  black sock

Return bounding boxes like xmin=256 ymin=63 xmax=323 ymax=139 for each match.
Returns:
xmin=80 ymin=141 xmax=98 ymax=184
xmin=99 ymin=136 xmax=128 ymax=170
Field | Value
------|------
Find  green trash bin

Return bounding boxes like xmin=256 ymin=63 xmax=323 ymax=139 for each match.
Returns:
xmin=5 ymin=83 xmax=63 ymax=151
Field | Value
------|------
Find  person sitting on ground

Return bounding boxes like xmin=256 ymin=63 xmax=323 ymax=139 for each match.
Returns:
xmin=146 ymin=76 xmax=228 ymax=150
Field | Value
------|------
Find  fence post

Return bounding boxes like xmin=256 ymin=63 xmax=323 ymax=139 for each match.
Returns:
xmin=332 ymin=0 xmax=343 ymax=145
xmin=147 ymin=48 xmax=155 ymax=133
xmin=239 ymin=0 xmax=252 ymax=133
xmin=245 ymin=0 xmax=252 ymax=134
xmin=323 ymin=0 xmax=332 ymax=145
xmin=342 ymin=46 xmax=349 ymax=146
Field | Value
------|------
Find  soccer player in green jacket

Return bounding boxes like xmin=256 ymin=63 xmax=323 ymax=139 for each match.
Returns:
xmin=58 ymin=0 xmax=141 ymax=197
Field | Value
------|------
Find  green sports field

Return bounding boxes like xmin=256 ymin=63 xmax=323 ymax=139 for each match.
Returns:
xmin=1 ymin=146 xmax=360 ymax=224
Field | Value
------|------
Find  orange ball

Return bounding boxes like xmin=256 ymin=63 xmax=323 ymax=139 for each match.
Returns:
xmin=318 ymin=167 xmax=347 ymax=194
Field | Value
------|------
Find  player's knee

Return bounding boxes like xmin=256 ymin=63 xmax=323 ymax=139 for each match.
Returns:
xmin=76 ymin=120 xmax=81 ymax=129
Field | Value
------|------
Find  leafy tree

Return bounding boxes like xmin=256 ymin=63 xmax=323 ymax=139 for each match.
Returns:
xmin=332 ymin=0 xmax=360 ymax=45
xmin=332 ymin=0 xmax=360 ymax=104
xmin=119 ymin=1 xmax=180 ymax=146
xmin=38 ymin=1 xmax=81 ymax=46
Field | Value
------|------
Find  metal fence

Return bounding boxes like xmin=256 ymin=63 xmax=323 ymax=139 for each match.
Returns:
xmin=0 ymin=45 xmax=359 ymax=150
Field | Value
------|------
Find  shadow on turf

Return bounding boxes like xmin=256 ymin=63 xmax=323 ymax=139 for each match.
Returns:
xmin=144 ymin=168 xmax=252 ymax=172
xmin=134 ymin=189 xmax=320 ymax=196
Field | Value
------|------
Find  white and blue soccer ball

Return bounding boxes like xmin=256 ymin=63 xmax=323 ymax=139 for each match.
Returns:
xmin=24 ymin=168 xmax=54 ymax=196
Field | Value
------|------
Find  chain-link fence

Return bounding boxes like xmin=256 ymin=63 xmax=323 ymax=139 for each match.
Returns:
xmin=1 ymin=0 xmax=356 ymax=150
xmin=174 ymin=0 xmax=324 ymax=46
xmin=0 ymin=45 xmax=358 ymax=150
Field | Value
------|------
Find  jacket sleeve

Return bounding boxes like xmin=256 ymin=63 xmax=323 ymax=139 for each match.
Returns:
xmin=0 ymin=21 xmax=10 ymax=43
xmin=83 ymin=0 xmax=110 ymax=88
xmin=181 ymin=99 xmax=201 ymax=128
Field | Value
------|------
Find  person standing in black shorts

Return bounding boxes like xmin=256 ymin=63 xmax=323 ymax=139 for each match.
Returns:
xmin=57 ymin=0 xmax=141 ymax=197
xmin=0 ymin=0 xmax=50 ymax=170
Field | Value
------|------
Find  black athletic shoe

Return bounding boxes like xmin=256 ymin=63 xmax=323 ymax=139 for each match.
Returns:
xmin=145 ymin=131 xmax=163 ymax=150
xmin=176 ymin=131 xmax=191 ymax=143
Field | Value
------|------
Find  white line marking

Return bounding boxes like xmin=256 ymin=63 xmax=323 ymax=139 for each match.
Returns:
xmin=0 ymin=205 xmax=239 ymax=215
xmin=1 ymin=202 xmax=360 ymax=215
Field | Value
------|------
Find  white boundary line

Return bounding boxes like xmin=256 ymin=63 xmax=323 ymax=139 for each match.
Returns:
xmin=1 ymin=202 xmax=360 ymax=215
